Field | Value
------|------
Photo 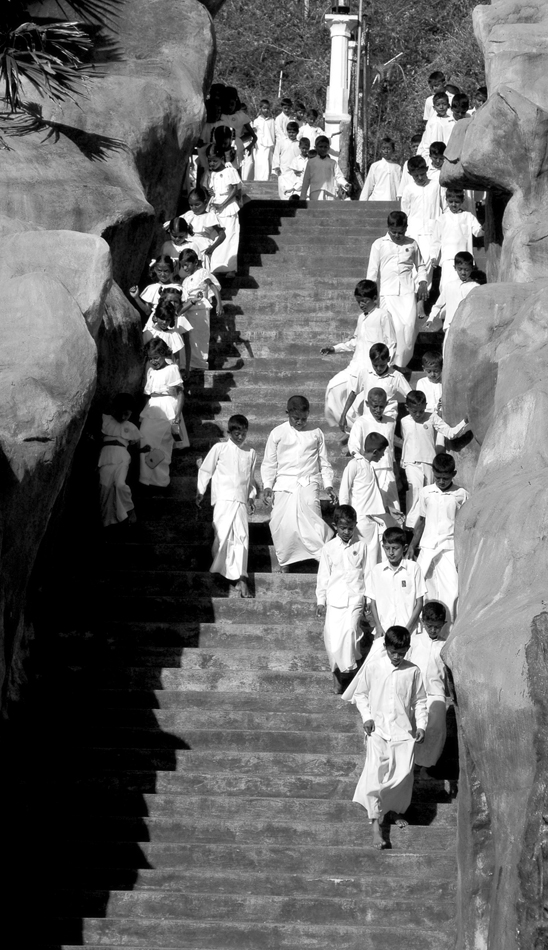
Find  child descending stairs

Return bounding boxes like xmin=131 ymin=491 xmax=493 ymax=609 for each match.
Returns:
xmin=17 ymin=194 xmax=458 ymax=949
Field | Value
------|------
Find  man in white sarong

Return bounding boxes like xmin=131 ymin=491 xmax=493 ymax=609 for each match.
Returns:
xmin=316 ymin=505 xmax=367 ymax=693
xmin=261 ymin=396 xmax=337 ymax=571
xmin=344 ymin=625 xmax=427 ymax=849
xmin=196 ymin=415 xmax=257 ymax=598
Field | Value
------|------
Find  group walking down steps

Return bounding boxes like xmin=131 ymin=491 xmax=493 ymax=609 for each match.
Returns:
xmin=15 ymin=191 xmax=460 ymax=949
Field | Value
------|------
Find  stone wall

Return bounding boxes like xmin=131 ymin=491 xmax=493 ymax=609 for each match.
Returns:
xmin=439 ymin=3 xmax=548 ymax=948
xmin=0 ymin=0 xmax=217 ymax=714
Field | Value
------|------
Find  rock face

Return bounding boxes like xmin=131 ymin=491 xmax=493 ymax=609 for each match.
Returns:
xmin=0 ymin=0 xmax=217 ymax=713
xmin=440 ymin=4 xmax=548 ymax=949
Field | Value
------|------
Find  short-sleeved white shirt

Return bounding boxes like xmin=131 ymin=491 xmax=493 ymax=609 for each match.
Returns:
xmin=365 ymin=559 xmax=427 ymax=631
xmin=418 ymin=483 xmax=469 ymax=551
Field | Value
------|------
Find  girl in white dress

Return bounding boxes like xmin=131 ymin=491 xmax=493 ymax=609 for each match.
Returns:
xmin=129 ymin=256 xmax=181 ymax=320
xmin=139 ymin=339 xmax=188 ymax=487
xmin=161 ymin=217 xmax=204 ymax=265
xmin=177 ymin=249 xmax=222 ymax=372
xmin=182 ymin=187 xmax=226 ymax=271
xmin=98 ymin=393 xmax=142 ymax=527
xmin=205 ymin=147 xmax=242 ymax=276
xmin=142 ymin=298 xmax=192 ymax=377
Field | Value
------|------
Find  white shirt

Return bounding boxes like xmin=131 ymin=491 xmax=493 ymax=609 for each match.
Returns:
xmin=220 ymin=109 xmax=251 ymax=138
xmin=334 ymin=307 xmax=397 ymax=375
xmin=416 ymin=376 xmax=442 ymax=413
xmin=419 ymin=114 xmax=456 ymax=158
xmin=401 ymin=179 xmax=443 ymax=237
xmin=298 ymin=122 xmax=323 ymax=146
xmin=348 ymin=413 xmax=396 ymax=473
xmin=272 ymin=137 xmax=300 ymax=172
xmin=367 ymin=234 xmax=427 ymax=296
xmin=274 ymin=112 xmax=290 ymax=142
xmin=418 ymin=483 xmax=469 ymax=551
xmin=301 ymin=155 xmax=348 ymax=199
xmin=180 ymin=268 xmax=220 ymax=308
xmin=339 ymin=457 xmax=385 ymax=520
xmin=359 ymin=158 xmax=402 ymax=201
xmin=407 ymin=633 xmax=446 ymax=698
xmin=252 ymin=115 xmax=276 ymax=148
xmin=140 ymin=281 xmax=182 ymax=314
xmin=316 ymin=533 xmax=368 ymax=607
xmin=429 ymin=277 xmax=480 ymax=331
xmin=143 ymin=318 xmax=187 ymax=354
xmin=430 ymin=210 xmax=483 ymax=266
xmin=197 ymin=439 xmax=257 ymax=505
xmin=353 ymin=653 xmax=428 ymax=740
xmin=400 ymin=412 xmax=467 ymax=466
xmin=208 ymin=165 xmax=241 ymax=216
xmin=261 ymin=421 xmax=334 ymax=493
xmin=366 ymin=559 xmax=427 ymax=630
xmin=356 ymin=368 xmax=411 ymax=420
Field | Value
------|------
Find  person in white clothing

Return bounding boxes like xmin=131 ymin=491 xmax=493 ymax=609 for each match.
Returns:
xmin=321 ymin=280 xmax=397 ymax=429
xmin=407 ymin=453 xmax=469 ymax=621
xmin=206 ymin=147 xmax=241 ymax=277
xmin=176 ymin=250 xmax=222 ymax=372
xmin=274 ymin=97 xmax=293 ymax=143
xmin=429 ymin=192 xmax=483 ymax=290
xmin=418 ymin=93 xmax=455 ymax=159
xmin=252 ymin=100 xmax=276 ymax=180
xmin=181 ymin=188 xmax=227 ymax=273
xmin=139 ymin=339 xmax=187 ymax=487
xmin=129 ymin=256 xmax=181 ymax=320
xmin=400 ymin=156 xmax=443 ymax=279
xmin=272 ymin=122 xmax=302 ymax=199
xmin=98 ymin=394 xmax=145 ymax=528
xmin=407 ymin=600 xmax=448 ymax=769
xmin=300 ymin=136 xmax=350 ymax=201
xmin=397 ymin=134 xmax=424 ymax=198
xmin=143 ymin=297 xmax=191 ymax=376
xmin=348 ymin=389 xmax=399 ymax=516
xmin=339 ymin=343 xmax=411 ymax=432
xmin=359 ymin=138 xmax=401 ymax=201
xmin=339 ymin=432 xmax=390 ymax=566
xmin=261 ymin=395 xmax=337 ymax=572
xmin=196 ymin=414 xmax=258 ymax=599
xmin=416 ymin=350 xmax=443 ymax=412
xmin=298 ymin=108 xmax=323 ymax=147
xmin=423 ymin=72 xmax=450 ymax=121
xmin=345 ymin=626 xmax=427 ymax=849
xmin=367 ymin=527 xmax=427 ymax=638
xmin=401 ymin=390 xmax=468 ymax=528
xmin=366 ymin=211 xmax=428 ymax=367
xmin=316 ymin=505 xmax=367 ymax=693
xmin=285 ymin=137 xmax=310 ymax=200
xmin=426 ymin=252 xmax=482 ymax=353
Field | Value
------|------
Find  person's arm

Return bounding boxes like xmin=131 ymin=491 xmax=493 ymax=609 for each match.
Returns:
xmin=368 ymin=599 xmax=384 ymax=639
xmin=400 ymin=186 xmax=411 ymax=218
xmin=432 ymin=412 xmax=469 ymax=439
xmin=407 ymin=595 xmax=423 ymax=634
xmin=317 ymin=431 xmax=337 ymax=504
xmin=315 ymin=548 xmax=330 ymax=619
xmin=173 ymin=386 xmax=184 ymax=424
xmin=178 ymin=330 xmax=192 ymax=379
xmin=396 ymin=371 xmax=412 ymax=403
xmin=202 ymin=224 xmax=226 ymax=259
xmin=300 ymin=161 xmax=311 ymax=200
xmin=241 ymin=121 xmax=257 ymax=151
xmin=380 ymin=308 xmax=398 ymax=365
xmin=366 ymin=239 xmax=380 ymax=283
xmin=143 ymin=328 xmax=153 ymax=344
xmin=338 ymin=460 xmax=353 ymax=506
xmin=359 ymin=165 xmax=374 ymax=200
xmin=196 ymin=443 xmax=220 ymax=506
xmin=260 ymin=431 xmax=278 ymax=506
xmin=211 ymin=182 xmax=238 ymax=213
xmin=407 ymin=515 xmax=425 ymax=559
xmin=429 ymin=220 xmax=442 ymax=267
xmin=413 ymin=244 xmax=428 ymax=300
xmin=204 ymin=277 xmax=223 ymax=313
xmin=412 ymin=669 xmax=428 ymax=742
xmin=129 ymin=286 xmax=152 ymax=316
xmin=339 ymin=389 xmax=357 ymax=432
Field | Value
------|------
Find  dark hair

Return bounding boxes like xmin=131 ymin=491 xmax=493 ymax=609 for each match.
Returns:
xmin=153 ymin=299 xmax=177 ymax=329
xmin=295 ymin=101 xmax=306 ymax=111
xmin=299 ymin=137 xmax=310 ymax=147
xmin=382 ymin=526 xmax=407 ymax=546
xmin=385 ymin=626 xmax=411 ymax=650
xmin=447 ymin=188 xmax=465 ymax=200
xmin=354 ymin=279 xmax=378 ymax=300
xmin=454 ymin=251 xmax=474 ymax=265
xmin=380 ymin=136 xmax=395 ymax=148
xmin=470 ymin=268 xmax=487 ymax=285
xmin=166 ymin=216 xmax=193 ymax=237
xmin=422 ymin=350 xmax=443 ymax=368
xmin=364 ymin=432 xmax=389 ymax=452
xmin=369 ymin=343 xmax=390 ymax=361
xmin=422 ymin=600 xmax=447 ymax=622
xmin=150 ymin=255 xmax=175 ymax=278
xmin=308 ymin=108 xmax=319 ymax=120
xmin=408 ymin=155 xmax=428 ymax=173
xmin=445 ymin=83 xmax=460 ymax=95
xmin=280 ymin=97 xmax=292 ymax=106
xmin=451 ymin=93 xmax=469 ymax=112
xmin=367 ymin=387 xmax=387 ymax=403
xmin=433 ymin=92 xmax=450 ymax=104
xmin=387 ymin=210 xmax=407 ymax=227
xmin=205 ymin=98 xmax=222 ymax=122
xmin=209 ymin=83 xmax=225 ymax=101
xmin=333 ymin=504 xmax=357 ymax=524
xmin=206 ymin=143 xmax=226 ymax=160
xmin=228 ymin=414 xmax=249 ymax=431
xmin=260 ymin=98 xmax=271 ymax=107
xmin=315 ymin=135 xmax=329 ymax=146
xmin=432 ymin=452 xmax=456 ymax=474
xmin=111 ymin=393 xmax=135 ymax=417
xmin=188 ymin=186 xmax=209 ymax=204
xmin=159 ymin=285 xmax=182 ymax=301
xmin=179 ymin=248 xmax=200 ymax=266
xmin=214 ymin=125 xmax=234 ymax=144
xmin=287 ymin=394 xmax=309 ymax=412
xmin=428 ymin=70 xmax=445 ymax=83
xmin=286 ymin=121 xmax=299 ymax=133
xmin=406 ymin=390 xmax=427 ymax=408
xmin=429 ymin=141 xmax=446 ymax=156
xmin=411 ymin=133 xmax=423 ymax=144
xmin=146 ymin=338 xmax=171 ymax=358
xmin=223 ymin=85 xmax=240 ymax=111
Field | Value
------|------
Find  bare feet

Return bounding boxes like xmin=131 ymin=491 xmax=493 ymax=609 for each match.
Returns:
xmin=276 ymin=564 xmax=290 ymax=573
xmin=371 ymin=818 xmax=387 ymax=850
xmin=390 ymin=812 xmax=408 ymax=829
xmin=332 ymin=672 xmax=343 ymax=694
xmin=238 ymin=577 xmax=253 ymax=599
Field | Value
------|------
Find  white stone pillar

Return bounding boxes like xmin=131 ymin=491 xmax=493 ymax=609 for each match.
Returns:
xmin=324 ymin=12 xmax=358 ymax=157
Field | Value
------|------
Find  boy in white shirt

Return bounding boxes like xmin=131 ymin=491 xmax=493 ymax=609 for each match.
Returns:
xmin=196 ymin=415 xmax=258 ymax=599
xmin=321 ymin=280 xmax=397 ymax=429
xmin=423 ymin=71 xmax=448 ymax=122
xmin=261 ymin=395 xmax=337 ymax=572
xmin=397 ymin=133 xmax=424 ymax=198
xmin=300 ymin=136 xmax=350 ymax=201
xmin=407 ymin=600 xmax=448 ymax=769
xmin=419 ymin=93 xmax=455 ymax=159
xmin=272 ymin=122 xmax=301 ymax=199
xmin=298 ymin=108 xmax=323 ymax=147
xmin=367 ymin=527 xmax=426 ymax=641
xmin=416 ymin=350 xmax=443 ymax=413
xmin=274 ymin=97 xmax=293 ymax=142
xmin=346 ymin=625 xmax=427 ymax=849
xmin=251 ymin=99 xmax=276 ymax=181
xmin=359 ymin=137 xmax=401 ymax=201
xmin=407 ymin=453 xmax=469 ymax=620
xmin=285 ymin=137 xmax=310 ymax=200
xmin=316 ymin=504 xmax=368 ymax=693
xmin=400 ymin=156 xmax=443 ymax=279
xmin=401 ymin=390 xmax=468 ymax=527
xmin=429 ymin=190 xmax=483 ymax=289
xmin=366 ymin=211 xmax=428 ymax=367
xmin=339 ymin=432 xmax=389 ymax=566
xmin=348 ymin=388 xmax=399 ymax=516
xmin=427 ymin=251 xmax=481 ymax=350
xmin=339 ymin=343 xmax=411 ymax=431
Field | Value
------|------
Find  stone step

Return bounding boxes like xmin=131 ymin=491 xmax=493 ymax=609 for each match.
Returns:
xmin=82 ymin=726 xmax=358 ymax=755
xmin=98 ymin=570 xmax=319 ymax=597
xmin=96 ymin=597 xmax=325 ymax=624
xmin=64 ymin=669 xmax=336 ymax=694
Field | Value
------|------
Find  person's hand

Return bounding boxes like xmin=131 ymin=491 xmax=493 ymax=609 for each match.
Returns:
xmin=263 ymin=488 xmax=274 ymax=506
xmin=203 ymin=246 xmax=213 ymax=257
xmin=326 ymin=487 xmax=338 ymax=505
xmin=320 ymin=345 xmax=335 ymax=355
xmin=195 ymin=492 xmax=204 ymax=508
xmin=417 ymin=281 xmax=428 ymax=301
xmin=129 ymin=285 xmax=139 ymax=298
xmin=415 ymin=729 xmax=425 ymax=744
xmin=316 ymin=604 xmax=326 ymax=619
xmin=174 ymin=413 xmax=181 ymax=424
xmin=363 ymin=720 xmax=375 ymax=736
xmin=374 ymin=626 xmax=385 ymax=639
xmin=407 ymin=546 xmax=416 ymax=561
xmin=338 ymin=415 xmax=347 ymax=433
xmin=139 ymin=444 xmax=151 ymax=453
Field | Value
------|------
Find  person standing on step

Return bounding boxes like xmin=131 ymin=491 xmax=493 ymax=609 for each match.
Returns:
xmin=300 ymin=136 xmax=351 ymax=201
xmin=139 ymin=339 xmax=188 ymax=489
xmin=251 ymin=99 xmax=276 ymax=181
xmin=316 ymin=504 xmax=368 ymax=694
xmin=359 ymin=137 xmax=401 ymax=201
xmin=261 ymin=395 xmax=337 ymax=572
xmin=407 ymin=600 xmax=449 ymax=771
xmin=196 ymin=414 xmax=258 ymax=599
xmin=98 ymin=394 xmax=147 ymax=528
xmin=338 ymin=431 xmax=390 ymax=567
xmin=205 ymin=145 xmax=241 ymax=278
xmin=345 ymin=625 xmax=427 ymax=850
xmin=272 ymin=121 xmax=302 ymax=200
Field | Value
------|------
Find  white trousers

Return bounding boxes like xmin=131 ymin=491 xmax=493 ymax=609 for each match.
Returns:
xmin=353 ymin=732 xmax=416 ymax=819
xmin=415 ymin=697 xmax=446 ymax=768
xmin=381 ymin=292 xmax=417 ymax=367
xmin=404 ymin=462 xmax=434 ymax=528
xmin=324 ymin=368 xmax=351 ymax=427
xmin=418 ymin=547 xmax=459 ymax=621
xmin=254 ymin=145 xmax=274 ymax=181
xmin=323 ymin=598 xmax=364 ymax=673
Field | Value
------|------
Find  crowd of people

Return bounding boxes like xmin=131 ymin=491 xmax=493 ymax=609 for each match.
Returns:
xmin=96 ymin=72 xmax=486 ymax=849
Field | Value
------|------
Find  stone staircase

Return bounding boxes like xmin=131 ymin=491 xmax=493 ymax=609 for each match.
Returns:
xmin=14 ymin=196 xmax=457 ymax=948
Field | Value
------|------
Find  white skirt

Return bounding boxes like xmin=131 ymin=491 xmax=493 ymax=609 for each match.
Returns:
xmin=210 ymin=212 xmax=240 ymax=274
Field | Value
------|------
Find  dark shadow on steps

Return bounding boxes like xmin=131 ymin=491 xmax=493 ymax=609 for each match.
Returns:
xmin=2 ymin=431 xmax=204 ymax=946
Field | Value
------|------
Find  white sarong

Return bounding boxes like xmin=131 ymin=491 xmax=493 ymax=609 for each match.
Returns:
xmin=324 ymin=600 xmax=364 ymax=673
xmin=353 ymin=732 xmax=415 ymax=819
xmin=415 ymin=698 xmax=446 ymax=768
xmin=270 ymin=483 xmax=333 ymax=566
xmin=211 ymin=500 xmax=249 ymax=580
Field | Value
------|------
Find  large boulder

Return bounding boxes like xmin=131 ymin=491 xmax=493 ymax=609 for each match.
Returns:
xmin=441 ymin=4 xmax=548 ymax=948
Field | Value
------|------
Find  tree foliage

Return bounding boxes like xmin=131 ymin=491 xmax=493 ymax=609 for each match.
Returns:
xmin=214 ymin=0 xmax=485 ymax=162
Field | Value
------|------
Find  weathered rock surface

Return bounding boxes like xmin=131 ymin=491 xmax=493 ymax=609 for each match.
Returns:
xmin=442 ymin=4 xmax=548 ymax=949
